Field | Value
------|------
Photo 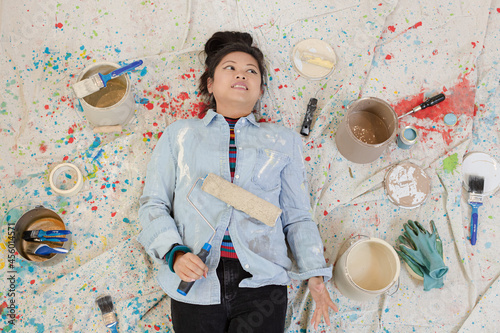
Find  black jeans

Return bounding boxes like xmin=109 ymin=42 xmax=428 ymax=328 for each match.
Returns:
xmin=171 ymin=258 xmax=287 ymax=333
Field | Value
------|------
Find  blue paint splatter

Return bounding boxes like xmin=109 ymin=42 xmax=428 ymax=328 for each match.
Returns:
xmin=140 ymin=67 xmax=148 ymax=76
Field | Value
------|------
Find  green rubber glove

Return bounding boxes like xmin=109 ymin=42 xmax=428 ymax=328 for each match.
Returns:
xmin=395 ymin=220 xmax=448 ymax=291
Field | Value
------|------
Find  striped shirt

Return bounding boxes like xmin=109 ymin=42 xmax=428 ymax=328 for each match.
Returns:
xmin=221 ymin=117 xmax=239 ymax=259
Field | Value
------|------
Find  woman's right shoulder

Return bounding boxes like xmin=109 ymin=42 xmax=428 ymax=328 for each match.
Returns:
xmin=163 ymin=117 xmax=202 ymax=134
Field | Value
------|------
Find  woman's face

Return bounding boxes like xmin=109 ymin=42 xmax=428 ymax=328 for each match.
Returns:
xmin=207 ymin=51 xmax=262 ymax=118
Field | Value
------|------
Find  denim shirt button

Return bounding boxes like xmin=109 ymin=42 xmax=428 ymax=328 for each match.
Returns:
xmin=235 ymin=175 xmax=240 ymax=179
xmin=244 ymin=264 xmax=249 ymax=269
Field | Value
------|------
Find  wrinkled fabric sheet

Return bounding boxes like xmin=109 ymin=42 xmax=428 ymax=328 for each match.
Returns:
xmin=1 ymin=0 xmax=499 ymax=332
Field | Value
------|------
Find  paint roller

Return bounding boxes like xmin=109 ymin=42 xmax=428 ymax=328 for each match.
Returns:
xmin=177 ymin=173 xmax=282 ymax=296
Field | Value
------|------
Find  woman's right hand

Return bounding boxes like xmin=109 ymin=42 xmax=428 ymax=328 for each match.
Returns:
xmin=173 ymin=252 xmax=209 ymax=282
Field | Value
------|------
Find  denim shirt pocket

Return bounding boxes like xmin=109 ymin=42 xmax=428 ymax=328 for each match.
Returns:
xmin=251 ymin=149 xmax=290 ymax=191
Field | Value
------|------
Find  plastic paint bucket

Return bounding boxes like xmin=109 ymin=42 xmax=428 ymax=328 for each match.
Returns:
xmin=76 ymin=61 xmax=135 ymax=127
xmin=335 ymin=97 xmax=398 ymax=164
xmin=334 ymin=237 xmax=400 ymax=301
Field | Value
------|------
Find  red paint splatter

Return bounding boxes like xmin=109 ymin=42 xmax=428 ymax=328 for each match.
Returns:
xmin=68 ymin=127 xmax=74 ymax=134
xmin=432 ymin=50 xmax=438 ymax=55
xmin=44 ymin=105 xmax=49 ymax=110
xmin=68 ymin=137 xmax=74 ymax=144
xmin=145 ymin=102 xmax=154 ymax=110
xmin=92 ymin=206 xmax=98 ymax=211
xmin=154 ymin=325 xmax=161 ymax=331
xmin=274 ymin=68 xmax=280 ymax=72
xmin=158 ymin=132 xmax=163 ymax=139
xmin=55 ymin=23 xmax=63 ymax=29
xmin=144 ymin=132 xmax=153 ymax=138
xmin=385 ymin=54 xmax=393 ymax=60
xmin=497 ymin=8 xmax=500 ymax=13
xmin=39 ymin=143 xmax=48 ymax=153
xmin=30 ymin=280 xmax=35 ymax=284
xmin=471 ymin=42 xmax=476 ymax=48
xmin=156 ymin=84 xmax=169 ymax=92
xmin=305 ymin=156 xmax=311 ymax=161
xmin=111 ymin=212 xmax=117 ymax=217
xmin=400 ymin=21 xmax=423 ymax=34
xmin=278 ymin=85 xmax=283 ymax=89
xmin=178 ymin=92 xmax=189 ymax=101
xmin=323 ymin=210 xmax=328 ymax=216
xmin=391 ymin=73 xmax=475 ymax=145
xmin=388 ymin=25 xmax=396 ymax=32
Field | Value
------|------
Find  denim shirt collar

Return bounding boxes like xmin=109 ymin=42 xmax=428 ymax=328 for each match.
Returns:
xmin=203 ymin=109 xmax=260 ymax=127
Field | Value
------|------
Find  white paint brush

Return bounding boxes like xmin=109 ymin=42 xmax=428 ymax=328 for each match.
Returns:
xmin=72 ymin=60 xmax=143 ymax=98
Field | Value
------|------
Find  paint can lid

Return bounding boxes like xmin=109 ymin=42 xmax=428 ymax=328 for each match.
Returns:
xmin=443 ymin=113 xmax=457 ymax=126
xmin=461 ymin=152 xmax=500 ymax=195
xmin=384 ymin=162 xmax=431 ymax=209
xmin=291 ymin=39 xmax=336 ymax=80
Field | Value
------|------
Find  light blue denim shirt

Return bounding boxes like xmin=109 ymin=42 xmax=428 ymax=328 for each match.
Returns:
xmin=138 ymin=109 xmax=332 ymax=305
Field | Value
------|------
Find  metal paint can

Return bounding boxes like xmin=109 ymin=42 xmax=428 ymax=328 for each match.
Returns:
xmin=397 ymin=125 xmax=418 ymax=149
xmin=76 ymin=61 xmax=135 ymax=127
xmin=335 ymin=97 xmax=398 ymax=164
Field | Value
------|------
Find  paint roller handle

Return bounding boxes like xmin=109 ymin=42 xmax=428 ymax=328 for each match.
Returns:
xmin=300 ymin=98 xmax=318 ymax=136
xmin=110 ymin=60 xmax=144 ymax=79
xmin=420 ymin=93 xmax=445 ymax=110
xmin=470 ymin=206 xmax=479 ymax=246
xmin=177 ymin=243 xmax=212 ymax=296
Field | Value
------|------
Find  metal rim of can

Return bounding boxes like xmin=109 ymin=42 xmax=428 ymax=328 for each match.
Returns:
xmin=399 ymin=125 xmax=418 ymax=145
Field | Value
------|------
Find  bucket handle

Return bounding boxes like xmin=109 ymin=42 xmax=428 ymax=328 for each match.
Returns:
xmin=385 ymin=276 xmax=400 ymax=296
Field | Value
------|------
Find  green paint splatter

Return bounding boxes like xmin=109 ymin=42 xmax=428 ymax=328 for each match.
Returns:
xmin=443 ymin=153 xmax=458 ymax=174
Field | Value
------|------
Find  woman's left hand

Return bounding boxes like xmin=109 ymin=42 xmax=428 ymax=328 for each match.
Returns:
xmin=308 ymin=276 xmax=338 ymax=330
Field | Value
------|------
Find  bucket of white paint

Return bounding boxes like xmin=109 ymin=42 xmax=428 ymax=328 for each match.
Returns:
xmin=334 ymin=236 xmax=400 ymax=301
xmin=76 ymin=61 xmax=135 ymax=127
xmin=335 ymin=97 xmax=398 ymax=164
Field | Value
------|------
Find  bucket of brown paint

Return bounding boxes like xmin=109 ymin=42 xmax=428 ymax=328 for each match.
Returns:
xmin=77 ymin=61 xmax=135 ymax=127
xmin=335 ymin=97 xmax=398 ymax=164
xmin=334 ymin=236 xmax=400 ymax=301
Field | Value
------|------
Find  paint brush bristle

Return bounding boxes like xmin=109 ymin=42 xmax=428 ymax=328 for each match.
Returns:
xmin=468 ymin=175 xmax=484 ymax=203
xmin=96 ymin=295 xmax=118 ymax=330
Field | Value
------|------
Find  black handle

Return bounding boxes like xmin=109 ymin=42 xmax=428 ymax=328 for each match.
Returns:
xmin=177 ymin=244 xmax=211 ymax=296
xmin=420 ymin=93 xmax=445 ymax=110
xmin=300 ymin=98 xmax=318 ymax=136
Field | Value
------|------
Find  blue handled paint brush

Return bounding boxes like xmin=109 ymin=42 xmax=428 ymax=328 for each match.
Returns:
xmin=468 ymin=175 xmax=484 ymax=245
xmin=96 ymin=295 xmax=119 ymax=333
xmin=25 ymin=243 xmax=69 ymax=256
xmin=72 ymin=60 xmax=143 ymax=98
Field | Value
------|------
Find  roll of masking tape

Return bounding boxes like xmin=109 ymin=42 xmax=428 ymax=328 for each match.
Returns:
xmin=49 ymin=163 xmax=84 ymax=196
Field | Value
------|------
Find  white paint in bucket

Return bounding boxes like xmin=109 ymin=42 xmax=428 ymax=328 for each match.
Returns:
xmin=76 ymin=61 xmax=136 ymax=127
xmin=334 ymin=237 xmax=400 ymax=301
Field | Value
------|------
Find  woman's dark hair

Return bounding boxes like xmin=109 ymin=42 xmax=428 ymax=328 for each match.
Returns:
xmin=198 ymin=31 xmax=267 ymax=113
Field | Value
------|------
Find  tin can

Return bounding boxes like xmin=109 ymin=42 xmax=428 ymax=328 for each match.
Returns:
xmin=397 ymin=125 xmax=418 ymax=149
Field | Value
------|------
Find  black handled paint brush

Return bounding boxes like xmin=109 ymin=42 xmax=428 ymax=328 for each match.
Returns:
xmin=96 ymin=295 xmax=119 ymax=333
xmin=468 ymin=175 xmax=484 ymax=245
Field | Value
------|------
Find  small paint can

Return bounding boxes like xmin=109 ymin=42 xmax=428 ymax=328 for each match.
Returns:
xmin=396 ymin=125 xmax=418 ymax=149
xmin=334 ymin=236 xmax=400 ymax=301
xmin=76 ymin=61 xmax=136 ymax=127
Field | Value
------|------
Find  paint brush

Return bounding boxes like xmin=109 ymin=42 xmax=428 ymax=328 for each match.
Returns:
xmin=468 ymin=175 xmax=484 ymax=245
xmin=25 ymin=243 xmax=68 ymax=256
xmin=72 ymin=60 xmax=143 ymax=98
xmin=96 ymin=295 xmax=119 ymax=333
xmin=398 ymin=93 xmax=445 ymax=119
